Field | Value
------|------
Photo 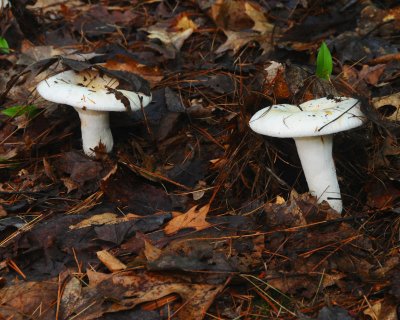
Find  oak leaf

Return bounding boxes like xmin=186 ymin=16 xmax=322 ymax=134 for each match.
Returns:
xmin=164 ymin=204 xmax=211 ymax=235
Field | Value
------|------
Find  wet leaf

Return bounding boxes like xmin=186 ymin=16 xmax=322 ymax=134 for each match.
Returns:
xmin=317 ymin=306 xmax=353 ymax=320
xmin=60 ymin=270 xmax=223 ymax=320
xmin=0 ymin=280 xmax=58 ymax=319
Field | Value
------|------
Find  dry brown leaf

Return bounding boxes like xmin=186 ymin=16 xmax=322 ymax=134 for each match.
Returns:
xmin=0 ymin=148 xmax=18 ymax=161
xmin=61 ymin=270 xmax=223 ymax=320
xmin=59 ymin=277 xmax=82 ymax=319
xmin=164 ymin=204 xmax=211 ymax=235
xmin=96 ymin=250 xmax=127 ymax=272
xmin=216 ymin=30 xmax=259 ymax=54
xmin=0 ymin=280 xmax=58 ymax=319
xmin=173 ymin=13 xmax=198 ymax=31
xmin=43 ymin=158 xmax=56 ymax=182
xmin=211 ymin=0 xmax=256 ymax=30
xmin=147 ymin=27 xmax=193 ymax=51
xmin=0 ymin=205 xmax=7 ymax=217
xmin=144 ymin=240 xmax=162 ymax=262
xmin=358 ymin=64 xmax=386 ymax=85
xmin=213 ymin=0 xmax=274 ymax=54
xmin=372 ymin=92 xmax=400 ymax=121
xmin=69 ymin=212 xmax=119 ymax=230
xmin=363 ymin=298 xmax=398 ymax=320
xmin=61 ymin=177 xmax=79 ymax=194
xmin=104 ymin=55 xmax=163 ymax=87
xmin=216 ymin=30 xmax=273 ymax=54
xmin=143 ymin=14 xmax=197 ymax=58
xmin=69 ymin=212 xmax=140 ymax=230
xmin=245 ymin=2 xmax=273 ymax=34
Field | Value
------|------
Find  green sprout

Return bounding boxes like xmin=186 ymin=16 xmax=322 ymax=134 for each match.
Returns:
xmin=0 ymin=37 xmax=10 ymax=54
xmin=316 ymin=41 xmax=333 ymax=80
xmin=1 ymin=105 xmax=40 ymax=118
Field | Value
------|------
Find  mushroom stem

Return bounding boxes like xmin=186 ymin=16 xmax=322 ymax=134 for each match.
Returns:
xmin=75 ymin=108 xmax=113 ymax=157
xmin=294 ymin=135 xmax=342 ymax=213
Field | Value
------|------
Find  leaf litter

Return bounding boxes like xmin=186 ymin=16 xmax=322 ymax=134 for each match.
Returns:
xmin=1 ymin=0 xmax=400 ymax=319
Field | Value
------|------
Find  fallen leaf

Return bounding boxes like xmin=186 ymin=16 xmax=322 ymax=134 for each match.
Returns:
xmin=60 ymin=270 xmax=223 ymax=320
xmin=0 ymin=205 xmax=7 ymax=217
xmin=363 ymin=298 xmax=397 ymax=320
xmin=59 ymin=277 xmax=82 ymax=320
xmin=358 ymin=64 xmax=386 ymax=85
xmin=69 ymin=212 xmax=121 ymax=230
xmin=372 ymin=92 xmax=400 ymax=121
xmin=104 ymin=54 xmax=163 ymax=87
xmin=143 ymin=14 xmax=197 ymax=59
xmin=43 ymin=158 xmax=56 ymax=182
xmin=0 ymin=280 xmax=58 ymax=319
xmin=173 ymin=13 xmax=198 ymax=31
xmin=365 ymin=179 xmax=400 ymax=209
xmin=245 ymin=2 xmax=273 ymax=34
xmin=215 ymin=30 xmax=259 ymax=54
xmin=147 ymin=27 xmax=193 ymax=51
xmin=144 ymin=239 xmax=162 ymax=262
xmin=213 ymin=0 xmax=274 ymax=54
xmin=211 ymin=0 xmax=254 ymax=30
xmin=96 ymin=250 xmax=127 ymax=272
xmin=61 ymin=177 xmax=79 ymax=193
xmin=164 ymin=204 xmax=211 ymax=235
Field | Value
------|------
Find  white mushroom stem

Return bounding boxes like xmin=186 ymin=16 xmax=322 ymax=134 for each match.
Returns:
xmin=294 ymin=135 xmax=342 ymax=213
xmin=75 ymin=108 xmax=113 ymax=157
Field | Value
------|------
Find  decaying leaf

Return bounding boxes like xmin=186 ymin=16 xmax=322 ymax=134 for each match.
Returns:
xmin=213 ymin=0 xmax=274 ymax=54
xmin=244 ymin=2 xmax=273 ymax=34
xmin=372 ymin=92 xmax=400 ymax=121
xmin=69 ymin=212 xmax=126 ymax=230
xmin=59 ymin=277 xmax=82 ymax=319
xmin=143 ymin=14 xmax=197 ymax=59
xmin=363 ymin=298 xmax=398 ymax=320
xmin=104 ymin=54 xmax=163 ymax=87
xmin=164 ymin=204 xmax=211 ymax=235
xmin=0 ymin=280 xmax=58 ymax=319
xmin=215 ymin=30 xmax=260 ymax=54
xmin=60 ymin=270 xmax=224 ymax=320
xmin=144 ymin=239 xmax=162 ymax=262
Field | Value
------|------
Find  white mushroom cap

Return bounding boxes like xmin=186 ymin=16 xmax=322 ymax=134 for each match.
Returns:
xmin=36 ymin=68 xmax=152 ymax=157
xmin=37 ymin=69 xmax=152 ymax=111
xmin=249 ymin=97 xmax=365 ymax=138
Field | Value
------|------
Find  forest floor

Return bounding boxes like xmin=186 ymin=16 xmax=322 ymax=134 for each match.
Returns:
xmin=0 ymin=0 xmax=400 ymax=319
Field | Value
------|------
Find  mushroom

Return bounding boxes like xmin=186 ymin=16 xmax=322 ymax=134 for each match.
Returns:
xmin=249 ymin=97 xmax=366 ymax=213
xmin=37 ymin=69 xmax=152 ymax=157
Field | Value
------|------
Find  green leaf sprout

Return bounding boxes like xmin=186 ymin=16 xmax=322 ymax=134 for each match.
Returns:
xmin=316 ymin=41 xmax=333 ymax=80
xmin=1 ymin=105 xmax=40 ymax=118
xmin=0 ymin=37 xmax=10 ymax=54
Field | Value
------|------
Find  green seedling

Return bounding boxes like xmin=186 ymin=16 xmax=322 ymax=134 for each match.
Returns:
xmin=1 ymin=105 xmax=40 ymax=118
xmin=316 ymin=41 xmax=333 ymax=80
xmin=0 ymin=37 xmax=10 ymax=54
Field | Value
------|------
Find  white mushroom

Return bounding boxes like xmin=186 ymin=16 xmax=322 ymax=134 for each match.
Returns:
xmin=37 ymin=69 xmax=152 ymax=157
xmin=249 ymin=97 xmax=366 ymax=213
xmin=0 ymin=0 xmax=9 ymax=10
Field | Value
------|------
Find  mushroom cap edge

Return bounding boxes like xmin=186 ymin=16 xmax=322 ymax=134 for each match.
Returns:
xmin=249 ymin=97 xmax=366 ymax=138
xmin=36 ymin=69 xmax=152 ymax=112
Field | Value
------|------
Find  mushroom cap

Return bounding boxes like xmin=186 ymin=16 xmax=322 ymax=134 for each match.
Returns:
xmin=249 ymin=97 xmax=366 ymax=138
xmin=37 ymin=69 xmax=152 ymax=112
